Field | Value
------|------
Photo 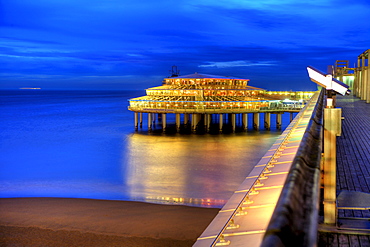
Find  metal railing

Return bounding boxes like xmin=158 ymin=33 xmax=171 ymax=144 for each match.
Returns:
xmin=260 ymin=89 xmax=324 ymax=247
xmin=128 ymin=101 xmax=305 ymax=114
xmin=193 ymin=90 xmax=324 ymax=246
xmin=207 ymin=109 xmax=307 ymax=246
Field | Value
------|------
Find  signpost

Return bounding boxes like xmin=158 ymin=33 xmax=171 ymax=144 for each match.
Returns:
xmin=307 ymin=66 xmax=350 ymax=225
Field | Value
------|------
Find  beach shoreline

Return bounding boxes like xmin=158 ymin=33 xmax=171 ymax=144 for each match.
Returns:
xmin=0 ymin=197 xmax=219 ymax=246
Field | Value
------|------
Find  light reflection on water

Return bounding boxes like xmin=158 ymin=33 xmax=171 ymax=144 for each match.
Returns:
xmin=125 ymin=132 xmax=279 ymax=207
xmin=0 ymin=90 xmax=288 ymax=208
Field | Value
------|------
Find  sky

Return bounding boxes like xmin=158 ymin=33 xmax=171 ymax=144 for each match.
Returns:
xmin=1 ymin=0 xmax=369 ymax=91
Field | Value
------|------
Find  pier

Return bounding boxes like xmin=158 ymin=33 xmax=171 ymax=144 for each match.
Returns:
xmin=126 ymin=49 xmax=368 ymax=246
xmin=318 ymin=95 xmax=370 ymax=246
xmin=192 ymin=49 xmax=369 ymax=246
xmin=194 ymin=90 xmax=324 ymax=247
xmin=192 ymin=92 xmax=370 ymax=246
xmin=128 ymin=73 xmax=315 ymax=133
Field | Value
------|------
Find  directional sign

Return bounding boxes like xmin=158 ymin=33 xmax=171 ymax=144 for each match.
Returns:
xmin=307 ymin=66 xmax=350 ymax=96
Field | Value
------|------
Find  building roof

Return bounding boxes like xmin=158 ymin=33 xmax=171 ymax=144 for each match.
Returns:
xmin=170 ymin=73 xmax=249 ymax=80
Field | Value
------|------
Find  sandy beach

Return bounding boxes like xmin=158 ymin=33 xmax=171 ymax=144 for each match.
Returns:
xmin=0 ymin=198 xmax=219 ymax=246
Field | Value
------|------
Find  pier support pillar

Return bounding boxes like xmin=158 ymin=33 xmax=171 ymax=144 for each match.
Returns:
xmin=276 ymin=113 xmax=282 ymax=129
xmin=176 ymin=113 xmax=181 ymax=132
xmin=231 ymin=114 xmax=236 ymax=133
xmin=219 ymin=114 xmax=223 ymax=133
xmin=148 ymin=113 xmax=153 ymax=131
xmin=242 ymin=113 xmax=248 ymax=131
xmin=151 ymin=113 xmax=155 ymax=125
xmin=290 ymin=112 xmax=294 ymax=123
xmin=139 ymin=112 xmax=143 ymax=128
xmin=204 ymin=114 xmax=211 ymax=132
xmin=264 ymin=113 xmax=271 ymax=130
xmin=184 ymin=113 xmax=189 ymax=127
xmin=162 ymin=113 xmax=167 ymax=132
xmin=253 ymin=113 xmax=259 ymax=130
xmin=134 ymin=112 xmax=138 ymax=130
xmin=204 ymin=114 xmax=207 ymax=130
xmin=191 ymin=114 xmax=197 ymax=133
xmin=207 ymin=114 xmax=212 ymax=132
xmin=323 ymin=107 xmax=342 ymax=225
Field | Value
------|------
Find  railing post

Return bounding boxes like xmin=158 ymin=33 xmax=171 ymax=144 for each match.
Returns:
xmin=323 ymin=92 xmax=342 ymax=225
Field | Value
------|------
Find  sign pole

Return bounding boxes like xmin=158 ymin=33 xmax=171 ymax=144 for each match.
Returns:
xmin=323 ymin=90 xmax=341 ymax=225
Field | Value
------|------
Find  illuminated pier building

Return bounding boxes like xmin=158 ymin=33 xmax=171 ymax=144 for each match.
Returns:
xmin=128 ymin=73 xmax=315 ymax=133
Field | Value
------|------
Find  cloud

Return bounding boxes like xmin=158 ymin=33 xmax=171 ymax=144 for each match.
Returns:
xmin=0 ymin=0 xmax=368 ymax=90
xmin=199 ymin=60 xmax=276 ymax=68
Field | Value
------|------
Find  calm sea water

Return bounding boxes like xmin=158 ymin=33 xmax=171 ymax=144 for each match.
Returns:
xmin=0 ymin=90 xmax=292 ymax=208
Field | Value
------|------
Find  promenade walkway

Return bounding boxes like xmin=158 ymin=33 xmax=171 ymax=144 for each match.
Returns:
xmin=319 ymin=95 xmax=370 ymax=246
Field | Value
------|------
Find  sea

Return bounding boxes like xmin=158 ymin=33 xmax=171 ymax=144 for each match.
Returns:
xmin=0 ymin=90 xmax=293 ymax=208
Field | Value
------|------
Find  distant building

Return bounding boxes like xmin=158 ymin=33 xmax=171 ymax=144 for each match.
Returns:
xmin=334 ymin=49 xmax=369 ymax=103
xmin=128 ymin=73 xmax=315 ymax=133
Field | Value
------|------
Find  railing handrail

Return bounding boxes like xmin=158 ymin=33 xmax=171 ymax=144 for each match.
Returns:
xmin=260 ymin=89 xmax=324 ymax=247
xmin=193 ymin=91 xmax=322 ymax=247
xmin=209 ymin=100 xmax=312 ymax=246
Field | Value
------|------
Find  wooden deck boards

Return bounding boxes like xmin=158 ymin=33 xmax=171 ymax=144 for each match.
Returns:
xmin=319 ymin=232 xmax=370 ymax=247
xmin=318 ymin=96 xmax=370 ymax=246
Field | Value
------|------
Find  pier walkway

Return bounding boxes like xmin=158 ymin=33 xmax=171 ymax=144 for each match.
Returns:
xmin=194 ymin=91 xmax=323 ymax=247
xmin=319 ymin=95 xmax=370 ymax=246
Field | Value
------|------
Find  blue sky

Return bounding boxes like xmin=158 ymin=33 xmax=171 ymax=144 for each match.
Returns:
xmin=1 ymin=0 xmax=369 ymax=90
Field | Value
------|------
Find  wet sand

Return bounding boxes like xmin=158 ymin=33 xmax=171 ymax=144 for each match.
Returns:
xmin=0 ymin=198 xmax=219 ymax=246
